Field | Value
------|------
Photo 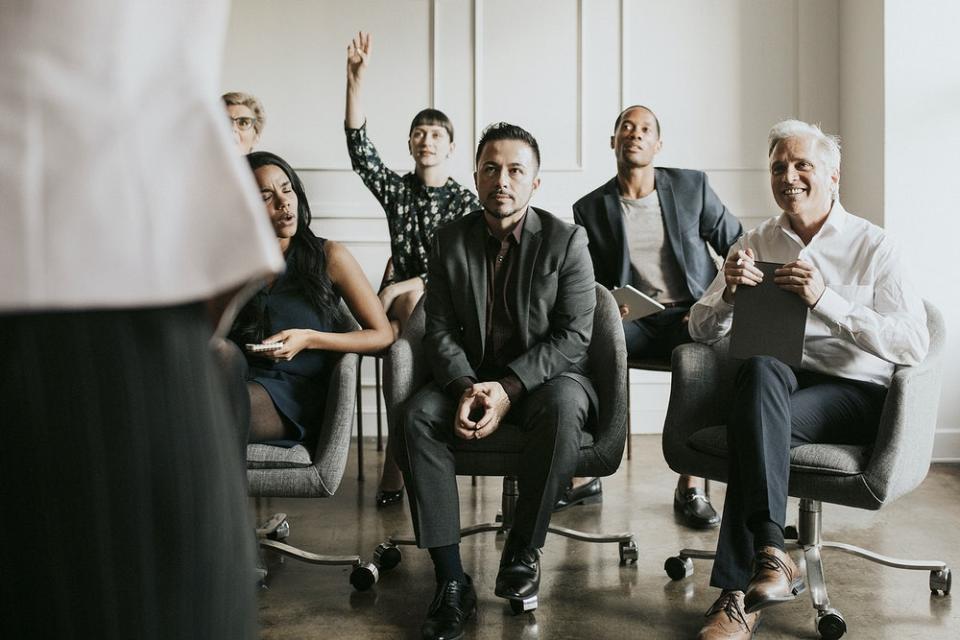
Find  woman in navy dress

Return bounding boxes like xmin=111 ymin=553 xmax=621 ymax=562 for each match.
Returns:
xmin=226 ymin=151 xmax=393 ymax=447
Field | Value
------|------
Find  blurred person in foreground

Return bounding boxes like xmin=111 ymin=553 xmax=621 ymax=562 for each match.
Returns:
xmin=0 ymin=2 xmax=283 ymax=638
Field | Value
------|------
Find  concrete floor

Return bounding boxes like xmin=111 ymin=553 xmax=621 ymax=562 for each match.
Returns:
xmin=252 ymin=435 xmax=959 ymax=639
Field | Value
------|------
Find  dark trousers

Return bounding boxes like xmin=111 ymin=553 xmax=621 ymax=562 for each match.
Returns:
xmin=0 ymin=304 xmax=255 ymax=639
xmin=710 ymin=356 xmax=887 ymax=590
xmin=399 ymin=376 xmax=588 ymax=549
xmin=623 ymin=306 xmax=691 ymax=360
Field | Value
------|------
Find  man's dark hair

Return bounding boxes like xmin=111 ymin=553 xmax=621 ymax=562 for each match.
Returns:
xmin=614 ymin=104 xmax=661 ymax=137
xmin=475 ymin=122 xmax=541 ymax=169
xmin=409 ymin=108 xmax=455 ymax=142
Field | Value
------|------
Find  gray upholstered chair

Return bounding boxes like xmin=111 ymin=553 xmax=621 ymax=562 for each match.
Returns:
xmin=247 ymin=304 xmax=383 ymax=591
xmin=374 ymin=284 xmax=636 ymax=613
xmin=661 ymin=300 xmax=950 ymax=639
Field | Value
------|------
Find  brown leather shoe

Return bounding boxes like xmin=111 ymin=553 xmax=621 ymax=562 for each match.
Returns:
xmin=697 ymin=591 xmax=760 ymax=639
xmin=743 ymin=546 xmax=805 ymax=613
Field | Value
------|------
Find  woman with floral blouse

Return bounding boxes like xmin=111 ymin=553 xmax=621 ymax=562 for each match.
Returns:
xmin=345 ymin=31 xmax=480 ymax=507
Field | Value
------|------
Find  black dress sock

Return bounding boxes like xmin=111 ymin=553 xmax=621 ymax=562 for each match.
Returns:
xmin=428 ymin=544 xmax=465 ymax=584
xmin=748 ymin=512 xmax=785 ymax=552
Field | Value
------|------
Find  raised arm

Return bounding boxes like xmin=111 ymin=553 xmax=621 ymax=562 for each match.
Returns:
xmin=345 ymin=31 xmax=370 ymax=130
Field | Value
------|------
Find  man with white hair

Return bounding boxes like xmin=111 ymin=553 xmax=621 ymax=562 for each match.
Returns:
xmin=688 ymin=120 xmax=929 ymax=639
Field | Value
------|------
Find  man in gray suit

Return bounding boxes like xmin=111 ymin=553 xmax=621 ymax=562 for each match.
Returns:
xmin=570 ymin=105 xmax=742 ymax=528
xmin=399 ymin=123 xmax=596 ymax=640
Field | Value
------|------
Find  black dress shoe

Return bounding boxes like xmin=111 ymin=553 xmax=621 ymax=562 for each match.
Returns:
xmin=375 ymin=487 xmax=404 ymax=508
xmin=553 ymin=477 xmax=602 ymax=511
xmin=495 ymin=545 xmax=540 ymax=600
xmin=673 ymin=486 xmax=720 ymax=529
xmin=421 ymin=575 xmax=476 ymax=640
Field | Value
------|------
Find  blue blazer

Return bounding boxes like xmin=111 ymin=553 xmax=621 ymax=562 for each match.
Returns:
xmin=572 ymin=168 xmax=742 ymax=301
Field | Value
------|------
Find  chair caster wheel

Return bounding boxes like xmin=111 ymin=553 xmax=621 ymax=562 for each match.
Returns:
xmin=816 ymin=608 xmax=846 ymax=639
xmin=374 ymin=543 xmax=402 ymax=571
xmin=664 ymin=555 xmax=694 ymax=581
xmin=619 ymin=540 xmax=638 ymax=564
xmin=784 ymin=525 xmax=799 ymax=540
xmin=508 ymin=595 xmax=538 ymax=614
xmin=930 ymin=567 xmax=952 ymax=595
xmin=349 ymin=562 xmax=379 ymax=592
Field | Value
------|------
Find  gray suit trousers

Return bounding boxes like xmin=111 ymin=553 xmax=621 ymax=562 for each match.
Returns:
xmin=400 ymin=376 xmax=589 ymax=549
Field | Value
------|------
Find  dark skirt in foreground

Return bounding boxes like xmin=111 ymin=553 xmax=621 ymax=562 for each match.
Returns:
xmin=0 ymin=302 xmax=255 ymax=640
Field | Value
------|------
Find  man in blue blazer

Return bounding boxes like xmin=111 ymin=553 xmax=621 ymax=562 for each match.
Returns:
xmin=569 ymin=105 xmax=742 ymax=528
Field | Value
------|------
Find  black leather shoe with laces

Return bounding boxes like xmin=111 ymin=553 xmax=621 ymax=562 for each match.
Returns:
xmin=421 ymin=575 xmax=476 ymax=640
xmin=494 ymin=545 xmax=540 ymax=600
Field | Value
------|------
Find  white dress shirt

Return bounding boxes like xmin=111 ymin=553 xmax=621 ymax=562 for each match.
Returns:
xmin=0 ymin=0 xmax=283 ymax=311
xmin=689 ymin=202 xmax=928 ymax=387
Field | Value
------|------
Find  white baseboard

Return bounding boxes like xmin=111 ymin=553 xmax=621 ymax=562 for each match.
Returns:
xmin=933 ymin=429 xmax=960 ymax=463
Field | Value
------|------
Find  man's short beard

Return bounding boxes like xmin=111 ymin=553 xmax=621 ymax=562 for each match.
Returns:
xmin=482 ymin=195 xmax=529 ymax=220
xmin=483 ymin=206 xmax=521 ymax=220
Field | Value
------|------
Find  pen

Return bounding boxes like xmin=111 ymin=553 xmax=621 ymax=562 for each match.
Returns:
xmin=734 ymin=234 xmax=750 ymax=266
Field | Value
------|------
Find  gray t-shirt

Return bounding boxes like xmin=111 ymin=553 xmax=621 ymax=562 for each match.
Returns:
xmin=620 ymin=191 xmax=689 ymax=304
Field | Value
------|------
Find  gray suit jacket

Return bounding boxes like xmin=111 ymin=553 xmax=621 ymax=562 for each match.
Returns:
xmin=423 ymin=207 xmax=597 ymax=405
xmin=572 ymin=168 xmax=742 ymax=300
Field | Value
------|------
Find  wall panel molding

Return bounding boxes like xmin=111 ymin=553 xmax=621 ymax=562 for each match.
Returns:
xmin=290 ymin=0 xmax=439 ymax=172
xmin=473 ymin=0 xmax=584 ymax=172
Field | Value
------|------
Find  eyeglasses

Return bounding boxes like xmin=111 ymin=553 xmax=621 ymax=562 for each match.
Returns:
xmin=230 ymin=116 xmax=257 ymax=131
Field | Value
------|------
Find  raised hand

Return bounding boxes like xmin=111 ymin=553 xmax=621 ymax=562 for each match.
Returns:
xmin=346 ymin=31 xmax=371 ymax=85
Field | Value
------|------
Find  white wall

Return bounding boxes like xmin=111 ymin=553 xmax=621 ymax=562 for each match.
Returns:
xmin=838 ymin=0 xmax=884 ymax=226
xmin=221 ymin=0 xmax=848 ymax=439
xmin=884 ymin=0 xmax=960 ymax=460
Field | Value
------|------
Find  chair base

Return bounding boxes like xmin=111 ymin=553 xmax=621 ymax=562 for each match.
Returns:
xmin=377 ymin=477 xmax=638 ymax=612
xmin=385 ymin=521 xmax=638 ymax=563
xmin=663 ymin=498 xmax=951 ymax=639
xmin=256 ymin=512 xmax=388 ymax=591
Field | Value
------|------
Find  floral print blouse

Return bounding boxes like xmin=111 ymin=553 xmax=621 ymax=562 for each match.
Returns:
xmin=346 ymin=123 xmax=480 ymax=285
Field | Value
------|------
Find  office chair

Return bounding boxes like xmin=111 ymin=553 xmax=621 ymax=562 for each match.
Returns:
xmin=625 ymin=357 xmax=670 ymax=459
xmin=355 ymin=257 xmax=395 ymax=482
xmin=247 ymin=304 xmax=387 ymax=591
xmin=660 ymin=300 xmax=950 ymax=639
xmin=373 ymin=284 xmax=637 ymax=613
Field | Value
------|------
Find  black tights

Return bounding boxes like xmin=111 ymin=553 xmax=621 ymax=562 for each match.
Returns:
xmin=211 ymin=339 xmax=296 ymax=451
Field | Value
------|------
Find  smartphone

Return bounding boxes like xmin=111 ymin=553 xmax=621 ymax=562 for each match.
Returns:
xmin=245 ymin=341 xmax=284 ymax=353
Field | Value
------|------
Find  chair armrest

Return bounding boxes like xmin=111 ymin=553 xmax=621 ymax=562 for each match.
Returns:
xmin=863 ymin=301 xmax=945 ymax=504
xmin=383 ymin=298 xmax=430 ymax=432
xmin=309 ymin=351 xmax=359 ymax=496
xmin=307 ymin=301 xmax=362 ymax=496
xmin=661 ymin=338 xmax=736 ymax=473
xmin=583 ymin=286 xmax=628 ymax=474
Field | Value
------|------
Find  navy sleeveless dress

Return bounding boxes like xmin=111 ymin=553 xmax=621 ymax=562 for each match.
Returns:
xmin=229 ymin=241 xmax=343 ymax=447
